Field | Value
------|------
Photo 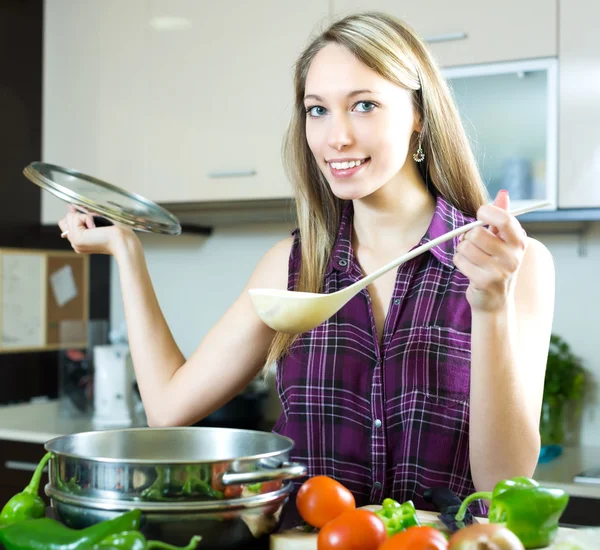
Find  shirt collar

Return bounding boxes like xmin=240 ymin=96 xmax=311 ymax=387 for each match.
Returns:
xmin=326 ymin=194 xmax=472 ymax=275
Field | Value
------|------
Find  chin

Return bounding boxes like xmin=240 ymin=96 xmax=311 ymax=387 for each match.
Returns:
xmin=328 ymin=182 xmax=377 ymax=202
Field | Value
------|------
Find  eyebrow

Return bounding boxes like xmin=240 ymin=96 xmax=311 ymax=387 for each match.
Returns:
xmin=303 ymin=89 xmax=377 ymax=102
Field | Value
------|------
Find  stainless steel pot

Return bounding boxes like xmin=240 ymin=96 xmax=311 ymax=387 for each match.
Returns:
xmin=44 ymin=427 xmax=307 ymax=548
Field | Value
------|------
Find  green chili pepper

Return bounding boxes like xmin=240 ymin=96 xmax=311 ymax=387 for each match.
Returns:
xmin=375 ymin=498 xmax=420 ymax=536
xmin=0 ymin=509 xmax=142 ymax=550
xmin=455 ymin=477 xmax=569 ymax=549
xmin=93 ymin=530 xmax=201 ymax=550
xmin=0 ymin=452 xmax=53 ymax=526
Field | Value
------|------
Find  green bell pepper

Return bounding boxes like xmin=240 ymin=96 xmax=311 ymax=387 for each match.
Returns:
xmin=375 ymin=498 xmax=420 ymax=536
xmin=0 ymin=452 xmax=53 ymax=526
xmin=181 ymin=465 xmax=223 ymax=499
xmin=0 ymin=509 xmax=142 ymax=550
xmin=455 ymin=476 xmax=569 ymax=549
xmin=93 ymin=530 xmax=201 ymax=550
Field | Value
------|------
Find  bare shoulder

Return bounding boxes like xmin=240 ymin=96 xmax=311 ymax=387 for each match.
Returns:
xmin=245 ymin=236 xmax=295 ymax=291
xmin=522 ymin=237 xmax=554 ymax=274
xmin=516 ymin=237 xmax=555 ymax=298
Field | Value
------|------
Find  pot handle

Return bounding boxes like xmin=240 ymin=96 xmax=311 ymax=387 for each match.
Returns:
xmin=220 ymin=461 xmax=307 ymax=486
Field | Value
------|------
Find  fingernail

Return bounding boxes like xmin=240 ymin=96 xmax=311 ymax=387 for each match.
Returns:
xmin=499 ymin=189 xmax=509 ymax=196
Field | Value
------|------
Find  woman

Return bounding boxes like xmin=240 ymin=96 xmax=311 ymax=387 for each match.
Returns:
xmin=58 ymin=12 xmax=554 ymax=514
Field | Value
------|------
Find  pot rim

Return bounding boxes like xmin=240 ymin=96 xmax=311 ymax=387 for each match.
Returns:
xmin=44 ymin=426 xmax=295 ymax=464
xmin=46 ymin=481 xmax=292 ymax=513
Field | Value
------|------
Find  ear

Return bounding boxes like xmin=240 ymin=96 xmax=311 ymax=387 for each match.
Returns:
xmin=413 ymin=114 xmax=423 ymax=135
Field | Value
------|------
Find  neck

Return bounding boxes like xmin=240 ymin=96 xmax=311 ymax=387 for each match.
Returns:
xmin=352 ymin=165 xmax=436 ymax=251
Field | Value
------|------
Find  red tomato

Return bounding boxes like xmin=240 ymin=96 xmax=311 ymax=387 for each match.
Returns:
xmin=211 ymin=462 xmax=242 ymax=498
xmin=317 ymin=509 xmax=387 ymax=550
xmin=379 ymin=526 xmax=449 ymax=550
xmin=259 ymin=480 xmax=283 ymax=494
xmin=296 ymin=476 xmax=356 ymax=528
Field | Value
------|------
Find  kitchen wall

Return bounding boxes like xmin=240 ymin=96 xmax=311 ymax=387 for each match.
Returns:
xmin=110 ymin=221 xmax=600 ymax=447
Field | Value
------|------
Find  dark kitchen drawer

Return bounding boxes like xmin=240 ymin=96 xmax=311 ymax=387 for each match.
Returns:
xmin=0 ymin=439 xmax=50 ymax=508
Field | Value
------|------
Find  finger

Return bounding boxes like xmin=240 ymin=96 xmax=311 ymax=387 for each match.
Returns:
xmin=489 ymin=190 xmax=510 ymax=236
xmin=85 ymin=215 xmax=96 ymax=230
xmin=457 ymin=237 xmax=494 ymax=268
xmin=58 ymin=219 xmax=69 ymax=238
xmin=477 ymin=205 xmax=524 ymax=247
xmin=463 ymin=226 xmax=504 ymax=257
xmin=67 ymin=204 xmax=77 ymax=214
xmin=493 ymin=189 xmax=510 ymax=211
xmin=453 ymin=250 xmax=496 ymax=290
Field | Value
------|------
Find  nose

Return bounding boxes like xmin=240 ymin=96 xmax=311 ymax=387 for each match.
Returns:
xmin=327 ymin=114 xmax=353 ymax=151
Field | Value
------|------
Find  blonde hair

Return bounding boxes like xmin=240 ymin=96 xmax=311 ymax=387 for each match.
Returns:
xmin=265 ymin=11 xmax=489 ymax=368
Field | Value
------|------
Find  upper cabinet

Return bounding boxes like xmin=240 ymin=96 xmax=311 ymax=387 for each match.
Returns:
xmin=42 ymin=0 xmax=329 ymax=223
xmin=42 ymin=0 xmax=148 ymax=225
xmin=331 ymin=0 xmax=557 ymax=68
xmin=557 ymin=0 xmax=600 ymax=209
xmin=143 ymin=0 xmax=328 ymax=204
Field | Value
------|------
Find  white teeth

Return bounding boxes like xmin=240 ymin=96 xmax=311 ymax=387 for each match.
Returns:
xmin=330 ymin=159 xmax=366 ymax=170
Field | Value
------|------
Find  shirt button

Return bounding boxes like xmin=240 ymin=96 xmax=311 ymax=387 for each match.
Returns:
xmin=374 ymin=419 xmax=382 ymax=428
xmin=393 ymin=298 xmax=401 ymax=305
xmin=338 ymin=259 xmax=348 ymax=267
xmin=374 ymin=481 xmax=382 ymax=490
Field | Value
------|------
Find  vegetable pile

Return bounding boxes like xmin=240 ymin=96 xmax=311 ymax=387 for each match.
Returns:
xmin=0 ymin=453 xmax=202 ymax=550
xmin=295 ymin=474 xmax=572 ymax=550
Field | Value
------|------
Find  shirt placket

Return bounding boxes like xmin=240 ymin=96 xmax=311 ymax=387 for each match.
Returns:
xmin=369 ymin=260 xmax=419 ymax=503
xmin=357 ymin=271 xmax=386 ymax=503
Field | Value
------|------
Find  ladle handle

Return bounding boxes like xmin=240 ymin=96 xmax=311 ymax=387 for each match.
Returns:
xmin=349 ymin=201 xmax=551 ymax=293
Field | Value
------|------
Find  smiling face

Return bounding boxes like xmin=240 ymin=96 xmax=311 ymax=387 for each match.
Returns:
xmin=304 ymin=43 xmax=421 ymax=201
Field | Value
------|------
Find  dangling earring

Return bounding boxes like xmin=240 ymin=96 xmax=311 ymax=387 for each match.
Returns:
xmin=413 ymin=136 xmax=425 ymax=163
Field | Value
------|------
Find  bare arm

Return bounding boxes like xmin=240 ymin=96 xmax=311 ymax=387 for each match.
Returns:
xmin=58 ymin=206 xmax=293 ymax=428
xmin=452 ymin=192 xmax=554 ymax=492
xmin=114 ymin=233 xmax=293 ymax=427
xmin=468 ymin=238 xmax=554 ymax=491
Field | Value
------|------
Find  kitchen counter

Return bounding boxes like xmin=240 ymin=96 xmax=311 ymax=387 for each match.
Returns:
xmin=0 ymin=398 xmax=147 ymax=444
xmin=2 ymin=399 xmax=600 ymax=499
xmin=534 ymin=446 xmax=600 ymax=498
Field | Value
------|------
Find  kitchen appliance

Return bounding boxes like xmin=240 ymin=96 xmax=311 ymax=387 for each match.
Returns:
xmin=58 ymin=320 xmax=110 ymax=418
xmin=92 ymin=344 xmax=134 ymax=428
xmin=44 ymin=427 xmax=307 ymax=548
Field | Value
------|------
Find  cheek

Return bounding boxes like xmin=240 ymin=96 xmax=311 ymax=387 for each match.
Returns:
xmin=379 ymin=116 xmax=414 ymax=161
xmin=305 ymin=122 xmax=324 ymax=160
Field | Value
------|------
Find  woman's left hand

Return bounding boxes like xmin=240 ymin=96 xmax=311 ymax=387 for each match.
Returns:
xmin=453 ymin=190 xmax=528 ymax=313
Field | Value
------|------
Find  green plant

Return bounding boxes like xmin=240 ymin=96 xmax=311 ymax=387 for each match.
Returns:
xmin=540 ymin=334 xmax=586 ymax=445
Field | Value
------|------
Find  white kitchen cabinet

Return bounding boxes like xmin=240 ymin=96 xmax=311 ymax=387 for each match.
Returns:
xmin=42 ymin=1 xmax=328 ymax=221
xmin=557 ymin=0 xmax=600 ymax=208
xmin=42 ymin=0 xmax=148 ymax=225
xmin=143 ymin=0 xmax=327 ymax=203
xmin=331 ymin=0 xmax=557 ymax=68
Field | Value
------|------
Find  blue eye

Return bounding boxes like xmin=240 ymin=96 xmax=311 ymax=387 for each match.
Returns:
xmin=306 ymin=106 xmax=328 ymax=117
xmin=354 ymin=101 xmax=376 ymax=112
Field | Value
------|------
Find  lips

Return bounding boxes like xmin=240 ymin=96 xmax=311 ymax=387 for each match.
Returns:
xmin=327 ymin=158 xmax=370 ymax=179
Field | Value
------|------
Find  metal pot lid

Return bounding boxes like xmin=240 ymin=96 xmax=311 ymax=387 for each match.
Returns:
xmin=23 ymin=161 xmax=182 ymax=236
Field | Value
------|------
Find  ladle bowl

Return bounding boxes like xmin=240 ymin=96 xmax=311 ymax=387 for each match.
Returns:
xmin=249 ymin=201 xmax=550 ymax=334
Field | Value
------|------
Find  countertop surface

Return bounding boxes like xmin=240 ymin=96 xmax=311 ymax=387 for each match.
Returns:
xmin=0 ymin=398 xmax=147 ymax=445
xmin=2 ymin=399 xmax=600 ymax=498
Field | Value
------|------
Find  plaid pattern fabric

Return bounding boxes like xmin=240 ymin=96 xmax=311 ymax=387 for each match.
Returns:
xmin=273 ymin=194 xmax=485 ymax=514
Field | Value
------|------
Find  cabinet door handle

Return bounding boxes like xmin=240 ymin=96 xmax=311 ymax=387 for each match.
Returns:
xmin=424 ymin=32 xmax=468 ymax=44
xmin=207 ymin=170 xmax=257 ymax=179
xmin=4 ymin=460 xmax=48 ymax=473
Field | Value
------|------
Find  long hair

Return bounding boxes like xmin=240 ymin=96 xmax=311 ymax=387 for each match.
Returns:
xmin=265 ymin=11 xmax=488 ymax=368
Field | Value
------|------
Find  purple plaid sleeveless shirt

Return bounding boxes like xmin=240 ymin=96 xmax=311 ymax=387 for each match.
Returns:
xmin=272 ymin=194 xmax=485 ymax=514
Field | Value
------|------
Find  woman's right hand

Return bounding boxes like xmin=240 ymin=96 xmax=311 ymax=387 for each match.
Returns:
xmin=58 ymin=205 xmax=137 ymax=257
